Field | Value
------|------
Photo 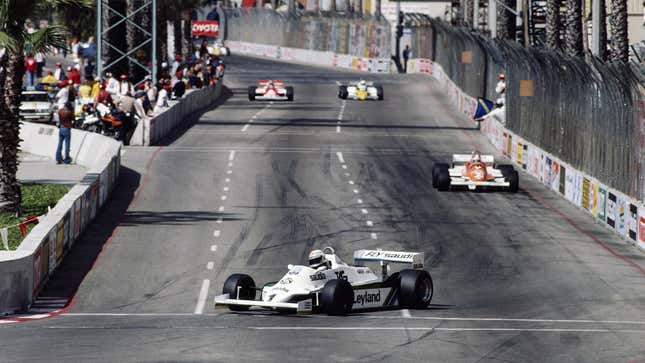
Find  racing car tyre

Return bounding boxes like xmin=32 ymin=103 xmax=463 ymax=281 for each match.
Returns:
xmin=338 ymin=86 xmax=348 ymax=99
xmin=498 ymin=165 xmax=519 ymax=193
xmin=320 ymin=279 xmax=354 ymax=315
xmin=432 ymin=163 xmax=449 ymax=188
xmin=248 ymin=86 xmax=256 ymax=101
xmin=399 ymin=269 xmax=433 ymax=309
xmin=286 ymin=86 xmax=294 ymax=101
xmin=436 ymin=167 xmax=451 ymax=191
xmin=376 ymin=86 xmax=384 ymax=100
xmin=223 ymin=273 xmax=256 ymax=311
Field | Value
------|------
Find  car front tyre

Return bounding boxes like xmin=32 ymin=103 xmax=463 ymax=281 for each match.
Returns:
xmin=320 ymin=279 xmax=354 ymax=315
xmin=286 ymin=86 xmax=294 ymax=101
xmin=399 ymin=269 xmax=433 ymax=309
xmin=223 ymin=273 xmax=256 ymax=311
xmin=248 ymin=86 xmax=256 ymax=101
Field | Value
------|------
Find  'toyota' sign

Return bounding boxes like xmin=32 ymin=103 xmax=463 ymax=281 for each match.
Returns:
xmin=192 ymin=21 xmax=219 ymax=37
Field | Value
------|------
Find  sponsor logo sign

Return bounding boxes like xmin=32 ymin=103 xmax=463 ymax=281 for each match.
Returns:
xmin=559 ymin=165 xmax=566 ymax=195
xmin=309 ymin=272 xmax=326 ymax=281
xmin=597 ymin=187 xmax=606 ymax=221
xmin=353 ymin=288 xmax=390 ymax=308
xmin=582 ymin=178 xmax=590 ymax=210
xmin=629 ymin=203 xmax=638 ymax=241
xmin=617 ymin=197 xmax=627 ymax=235
xmin=191 ymin=20 xmax=219 ymax=37
xmin=607 ymin=192 xmax=616 ymax=228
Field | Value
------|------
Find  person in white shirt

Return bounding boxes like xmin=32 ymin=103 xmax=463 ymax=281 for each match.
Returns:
xmin=55 ymin=85 xmax=69 ymax=109
xmin=54 ymin=62 xmax=65 ymax=81
xmin=495 ymin=73 xmax=506 ymax=107
xmin=118 ymin=74 xmax=134 ymax=98
xmin=105 ymin=73 xmax=120 ymax=99
xmin=154 ymin=84 xmax=169 ymax=113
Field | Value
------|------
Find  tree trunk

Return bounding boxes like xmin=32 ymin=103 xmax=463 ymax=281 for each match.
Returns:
xmin=609 ymin=0 xmax=628 ymax=62
xmin=497 ymin=0 xmax=516 ymax=40
xmin=546 ymin=0 xmax=562 ymax=50
xmin=564 ymin=0 xmax=583 ymax=57
xmin=0 ymin=48 xmax=25 ymax=214
xmin=183 ymin=8 xmax=193 ymax=60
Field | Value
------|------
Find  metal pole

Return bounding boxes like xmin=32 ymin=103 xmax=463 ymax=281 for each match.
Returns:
xmin=473 ymin=0 xmax=479 ymax=29
xmin=97 ymin=0 xmax=102 ymax=78
xmin=522 ymin=0 xmax=529 ymax=46
xmin=591 ymin=0 xmax=600 ymax=55
xmin=489 ymin=0 xmax=497 ymax=37
xmin=152 ymin=0 xmax=157 ymax=84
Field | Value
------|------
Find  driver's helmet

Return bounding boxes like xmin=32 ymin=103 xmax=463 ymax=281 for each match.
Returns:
xmin=267 ymin=81 xmax=274 ymax=88
xmin=308 ymin=249 xmax=327 ymax=269
xmin=358 ymin=80 xmax=367 ymax=89
xmin=471 ymin=151 xmax=482 ymax=162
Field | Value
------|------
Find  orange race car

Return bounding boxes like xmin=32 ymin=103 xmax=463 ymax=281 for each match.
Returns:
xmin=432 ymin=151 xmax=518 ymax=192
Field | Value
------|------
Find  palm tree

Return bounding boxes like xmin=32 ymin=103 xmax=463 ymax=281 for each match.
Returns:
xmin=609 ymin=0 xmax=628 ymax=62
xmin=564 ymin=0 xmax=583 ymax=56
xmin=0 ymin=0 xmax=82 ymax=214
xmin=545 ymin=0 xmax=562 ymax=50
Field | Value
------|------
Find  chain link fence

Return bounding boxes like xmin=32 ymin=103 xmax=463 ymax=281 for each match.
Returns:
xmin=408 ymin=18 xmax=645 ymax=201
xmin=222 ymin=9 xmax=390 ymax=58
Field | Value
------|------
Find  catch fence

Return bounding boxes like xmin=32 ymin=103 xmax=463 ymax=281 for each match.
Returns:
xmin=223 ymin=9 xmax=390 ymax=59
xmin=408 ymin=18 xmax=645 ymax=201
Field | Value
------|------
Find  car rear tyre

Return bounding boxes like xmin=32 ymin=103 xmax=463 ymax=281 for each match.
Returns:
xmin=223 ymin=273 xmax=256 ymax=311
xmin=498 ymin=165 xmax=519 ymax=193
xmin=399 ymin=269 xmax=433 ymax=309
xmin=320 ymin=279 xmax=354 ymax=315
xmin=338 ymin=85 xmax=348 ymax=99
xmin=286 ymin=86 xmax=294 ymax=101
xmin=376 ymin=86 xmax=384 ymax=100
xmin=248 ymin=86 xmax=256 ymax=101
xmin=432 ymin=163 xmax=449 ymax=188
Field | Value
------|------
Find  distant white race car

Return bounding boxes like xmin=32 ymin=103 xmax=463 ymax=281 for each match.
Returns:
xmin=19 ymin=89 xmax=53 ymax=123
xmin=432 ymin=151 xmax=519 ymax=192
xmin=338 ymin=80 xmax=383 ymax=101
xmin=214 ymin=247 xmax=433 ymax=315
xmin=248 ymin=80 xmax=294 ymax=101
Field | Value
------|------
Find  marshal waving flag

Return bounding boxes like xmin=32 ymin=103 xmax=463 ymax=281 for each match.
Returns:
xmin=192 ymin=20 xmax=219 ymax=37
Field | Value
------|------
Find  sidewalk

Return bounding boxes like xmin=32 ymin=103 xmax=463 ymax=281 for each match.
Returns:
xmin=18 ymin=152 xmax=86 ymax=186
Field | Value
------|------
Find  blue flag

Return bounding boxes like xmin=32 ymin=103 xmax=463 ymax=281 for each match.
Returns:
xmin=473 ymin=97 xmax=495 ymax=120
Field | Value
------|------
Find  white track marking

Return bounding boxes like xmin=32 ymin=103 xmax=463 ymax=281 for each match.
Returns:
xmin=218 ymin=206 xmax=225 ymax=212
xmin=216 ymin=218 xmax=223 ymax=224
xmin=361 ymin=209 xmax=368 ymax=214
xmin=194 ymin=279 xmax=210 ymax=315
xmin=225 ymin=178 xmax=230 ymax=183
xmin=357 ymin=199 xmax=363 ymax=204
xmin=221 ymin=196 xmax=227 ymax=201
xmin=344 ymin=173 xmax=350 ymax=177
xmin=249 ymin=327 xmax=645 ymax=334
xmin=402 ymin=309 xmax=412 ymax=318
xmin=353 ymin=189 xmax=359 ymax=194
xmin=206 ymin=262 xmax=214 ymax=270
xmin=335 ymin=81 xmax=341 ymax=85
xmin=213 ymin=230 xmax=221 ymax=237
xmin=336 ymin=124 xmax=341 ymax=133
xmin=348 ymin=180 xmax=355 ymax=185
xmin=223 ymin=187 xmax=229 ymax=192
xmin=211 ymin=245 xmax=218 ymax=252
xmin=342 ymin=165 xmax=347 ymax=169
xmin=63 ymin=313 xmax=196 ymax=317
xmin=229 ymin=150 xmax=236 ymax=161
xmin=366 ymin=221 xmax=374 ymax=227
xmin=227 ymin=170 xmax=232 ymax=174
xmin=371 ymin=233 xmax=378 ymax=240
xmin=228 ymin=162 xmax=233 ymax=167
xmin=336 ymin=152 xmax=345 ymax=163
xmin=359 ymin=316 xmax=645 ymax=324
xmin=241 ymin=124 xmax=250 ymax=132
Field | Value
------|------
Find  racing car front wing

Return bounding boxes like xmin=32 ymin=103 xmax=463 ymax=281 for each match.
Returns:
xmin=449 ymin=178 xmax=510 ymax=190
xmin=214 ymin=293 xmax=313 ymax=313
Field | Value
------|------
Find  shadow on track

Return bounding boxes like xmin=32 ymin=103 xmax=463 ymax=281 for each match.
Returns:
xmin=120 ymin=211 xmax=245 ymax=226
xmin=196 ymin=119 xmax=479 ymax=131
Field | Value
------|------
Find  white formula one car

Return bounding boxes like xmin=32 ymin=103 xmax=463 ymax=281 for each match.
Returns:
xmin=338 ymin=80 xmax=383 ymax=101
xmin=432 ymin=151 xmax=518 ymax=192
xmin=248 ymin=80 xmax=294 ymax=101
xmin=214 ymin=247 xmax=433 ymax=315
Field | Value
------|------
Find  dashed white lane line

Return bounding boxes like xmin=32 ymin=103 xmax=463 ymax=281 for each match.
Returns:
xmin=194 ymin=279 xmax=210 ymax=314
xmin=229 ymin=150 xmax=236 ymax=161
xmin=213 ymin=230 xmax=221 ymax=237
xmin=336 ymin=124 xmax=341 ymax=133
xmin=228 ymin=162 xmax=233 ymax=167
xmin=225 ymin=178 xmax=230 ymax=183
xmin=371 ymin=233 xmax=378 ymax=240
xmin=402 ymin=309 xmax=412 ymax=318
xmin=361 ymin=209 xmax=368 ymax=214
xmin=227 ymin=170 xmax=232 ymax=174
xmin=336 ymin=152 xmax=345 ymax=164
xmin=211 ymin=245 xmax=218 ymax=252
xmin=342 ymin=165 xmax=347 ymax=169
xmin=348 ymin=180 xmax=354 ymax=185
xmin=335 ymin=81 xmax=342 ymax=86
xmin=206 ymin=262 xmax=214 ymax=270
xmin=223 ymin=187 xmax=229 ymax=192
xmin=353 ymin=189 xmax=359 ymax=194
xmin=249 ymin=327 xmax=645 ymax=334
xmin=218 ymin=206 xmax=225 ymax=212
xmin=221 ymin=196 xmax=227 ymax=201
xmin=366 ymin=221 xmax=374 ymax=227
xmin=217 ymin=218 xmax=223 ymax=224
xmin=357 ymin=199 xmax=363 ymax=204
xmin=241 ymin=124 xmax=250 ymax=132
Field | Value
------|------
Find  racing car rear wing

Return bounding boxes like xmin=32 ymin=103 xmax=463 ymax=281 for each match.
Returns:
xmin=452 ymin=154 xmax=495 ymax=165
xmin=353 ymin=250 xmax=424 ymax=269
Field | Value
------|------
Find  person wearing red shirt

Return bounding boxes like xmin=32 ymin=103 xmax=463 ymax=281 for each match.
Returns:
xmin=94 ymin=84 xmax=113 ymax=106
xmin=69 ymin=68 xmax=81 ymax=86
xmin=24 ymin=55 xmax=36 ymax=87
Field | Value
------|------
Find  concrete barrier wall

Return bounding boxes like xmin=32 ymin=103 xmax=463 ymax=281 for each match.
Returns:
xmin=227 ymin=40 xmax=391 ymax=73
xmin=130 ymin=82 xmax=223 ymax=146
xmin=408 ymin=57 xmax=645 ymax=252
xmin=0 ymin=123 xmax=121 ymax=314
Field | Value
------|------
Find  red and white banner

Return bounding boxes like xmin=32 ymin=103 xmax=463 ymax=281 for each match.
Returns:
xmin=192 ymin=21 xmax=219 ymax=37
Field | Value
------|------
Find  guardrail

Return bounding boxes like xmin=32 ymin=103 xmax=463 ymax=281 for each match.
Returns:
xmin=0 ymin=123 xmax=121 ymax=315
xmin=409 ymin=57 xmax=645 ymax=252
xmin=130 ymin=82 xmax=223 ymax=146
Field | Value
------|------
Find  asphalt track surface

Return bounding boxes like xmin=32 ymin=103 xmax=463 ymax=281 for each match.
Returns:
xmin=2 ymin=55 xmax=645 ymax=362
